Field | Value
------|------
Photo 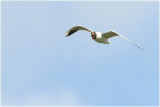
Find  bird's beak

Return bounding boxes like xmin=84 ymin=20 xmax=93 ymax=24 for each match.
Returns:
xmin=92 ymin=35 xmax=96 ymax=39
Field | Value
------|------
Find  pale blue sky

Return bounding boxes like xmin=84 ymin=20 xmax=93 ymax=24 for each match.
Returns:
xmin=2 ymin=1 xmax=159 ymax=106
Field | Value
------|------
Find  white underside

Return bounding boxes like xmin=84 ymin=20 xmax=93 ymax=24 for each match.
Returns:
xmin=93 ymin=32 xmax=111 ymax=44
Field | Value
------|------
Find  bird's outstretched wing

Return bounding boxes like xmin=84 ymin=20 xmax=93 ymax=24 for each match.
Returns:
xmin=102 ymin=30 xmax=144 ymax=50
xmin=65 ymin=25 xmax=92 ymax=37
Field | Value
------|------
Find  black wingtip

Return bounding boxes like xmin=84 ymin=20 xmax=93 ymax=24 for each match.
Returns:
xmin=138 ymin=47 xmax=144 ymax=50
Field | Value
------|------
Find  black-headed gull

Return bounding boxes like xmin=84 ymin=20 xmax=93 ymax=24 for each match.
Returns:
xmin=65 ymin=25 xmax=144 ymax=50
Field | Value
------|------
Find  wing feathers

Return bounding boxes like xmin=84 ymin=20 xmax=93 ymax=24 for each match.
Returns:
xmin=65 ymin=25 xmax=92 ymax=37
xmin=102 ymin=30 xmax=119 ymax=39
xmin=102 ymin=30 xmax=144 ymax=50
xmin=119 ymin=34 xmax=144 ymax=50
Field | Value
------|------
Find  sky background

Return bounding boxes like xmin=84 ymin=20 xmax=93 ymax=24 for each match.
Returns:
xmin=1 ymin=1 xmax=159 ymax=106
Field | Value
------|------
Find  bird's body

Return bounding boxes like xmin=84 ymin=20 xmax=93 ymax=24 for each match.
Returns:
xmin=92 ymin=32 xmax=110 ymax=44
xmin=65 ymin=25 xmax=144 ymax=50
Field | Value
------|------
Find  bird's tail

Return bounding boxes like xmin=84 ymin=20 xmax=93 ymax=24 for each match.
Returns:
xmin=106 ymin=40 xmax=111 ymax=44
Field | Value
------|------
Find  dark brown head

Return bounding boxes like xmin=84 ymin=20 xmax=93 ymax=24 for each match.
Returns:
xmin=91 ymin=32 xmax=96 ymax=39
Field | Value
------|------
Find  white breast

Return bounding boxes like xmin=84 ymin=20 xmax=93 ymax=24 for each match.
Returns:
xmin=94 ymin=32 xmax=107 ymax=44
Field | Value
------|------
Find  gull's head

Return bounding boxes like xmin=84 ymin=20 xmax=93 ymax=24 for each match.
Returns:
xmin=91 ymin=32 xmax=96 ymax=39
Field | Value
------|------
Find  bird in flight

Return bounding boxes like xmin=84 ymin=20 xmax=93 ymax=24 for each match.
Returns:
xmin=65 ymin=25 xmax=144 ymax=50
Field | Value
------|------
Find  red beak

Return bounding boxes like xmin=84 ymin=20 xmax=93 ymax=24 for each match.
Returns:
xmin=92 ymin=35 xmax=94 ymax=39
